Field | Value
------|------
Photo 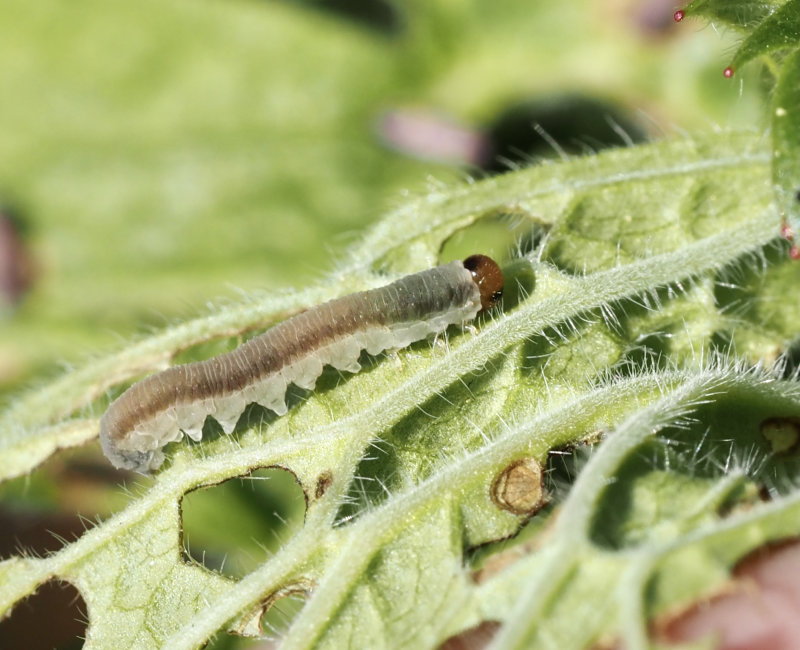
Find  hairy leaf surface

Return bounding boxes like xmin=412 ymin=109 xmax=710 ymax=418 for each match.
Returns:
xmin=2 ymin=132 xmax=799 ymax=649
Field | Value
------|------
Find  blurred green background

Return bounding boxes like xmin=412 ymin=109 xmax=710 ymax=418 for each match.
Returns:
xmin=0 ymin=0 xmax=764 ymax=392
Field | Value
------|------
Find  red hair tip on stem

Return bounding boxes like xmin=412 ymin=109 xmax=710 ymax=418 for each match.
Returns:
xmin=723 ymin=66 xmax=734 ymax=78
xmin=673 ymin=10 xmax=685 ymax=22
xmin=790 ymin=245 xmax=800 ymax=261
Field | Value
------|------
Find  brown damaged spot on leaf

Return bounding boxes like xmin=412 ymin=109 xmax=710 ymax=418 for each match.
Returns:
xmin=760 ymin=417 xmax=800 ymax=454
xmin=315 ymin=470 xmax=333 ymax=499
xmin=230 ymin=578 xmax=314 ymax=637
xmin=438 ymin=620 xmax=502 ymax=650
xmin=490 ymin=457 xmax=547 ymax=516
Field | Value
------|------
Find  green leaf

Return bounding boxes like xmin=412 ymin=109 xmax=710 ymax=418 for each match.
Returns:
xmin=679 ymin=0 xmax=800 ymax=246
xmin=681 ymin=0 xmax=788 ymax=30
xmin=2 ymin=132 xmax=799 ymax=649
xmin=680 ymin=0 xmax=799 ymax=79
xmin=772 ymin=48 xmax=800 ymax=238
xmin=726 ymin=0 xmax=800 ymax=72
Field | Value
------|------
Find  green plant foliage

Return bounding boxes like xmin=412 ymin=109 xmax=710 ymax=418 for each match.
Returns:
xmin=2 ymin=132 xmax=799 ymax=649
xmin=681 ymin=0 xmax=788 ymax=29
xmin=1 ymin=1 xmax=799 ymax=649
xmin=684 ymin=0 xmax=796 ymax=32
xmin=726 ymin=0 xmax=800 ymax=70
xmin=683 ymin=0 xmax=800 ymax=232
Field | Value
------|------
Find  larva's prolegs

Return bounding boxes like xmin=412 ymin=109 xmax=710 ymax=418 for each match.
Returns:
xmin=99 ymin=255 xmax=503 ymax=473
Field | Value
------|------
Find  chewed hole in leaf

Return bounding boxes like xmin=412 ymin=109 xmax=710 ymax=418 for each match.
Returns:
xmin=181 ymin=467 xmax=306 ymax=579
xmin=0 ymin=578 xmax=87 ymax=650
xmin=217 ymin=581 xmax=312 ymax=647
xmin=258 ymin=584 xmax=311 ymax=641
xmin=439 ymin=210 xmax=548 ymax=267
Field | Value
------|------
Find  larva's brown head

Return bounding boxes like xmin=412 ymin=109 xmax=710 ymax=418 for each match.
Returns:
xmin=463 ymin=254 xmax=503 ymax=311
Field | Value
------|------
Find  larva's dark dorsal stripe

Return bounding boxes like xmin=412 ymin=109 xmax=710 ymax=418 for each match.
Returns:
xmin=99 ymin=255 xmax=503 ymax=473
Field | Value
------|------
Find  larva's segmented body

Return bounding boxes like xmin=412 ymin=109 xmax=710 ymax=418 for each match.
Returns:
xmin=100 ymin=255 xmax=503 ymax=473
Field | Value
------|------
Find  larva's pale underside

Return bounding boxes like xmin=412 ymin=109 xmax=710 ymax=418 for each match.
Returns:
xmin=100 ymin=255 xmax=503 ymax=473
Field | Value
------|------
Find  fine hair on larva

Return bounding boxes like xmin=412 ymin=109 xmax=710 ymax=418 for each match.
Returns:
xmin=100 ymin=255 xmax=504 ymax=473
